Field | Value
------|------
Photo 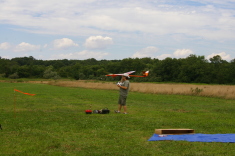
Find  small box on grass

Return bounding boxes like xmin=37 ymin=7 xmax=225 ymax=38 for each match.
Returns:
xmin=155 ymin=129 xmax=195 ymax=135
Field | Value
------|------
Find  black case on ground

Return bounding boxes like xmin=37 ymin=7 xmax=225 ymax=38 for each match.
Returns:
xmin=101 ymin=108 xmax=110 ymax=114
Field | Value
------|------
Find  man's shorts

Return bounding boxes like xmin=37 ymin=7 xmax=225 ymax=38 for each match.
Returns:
xmin=118 ymin=95 xmax=127 ymax=106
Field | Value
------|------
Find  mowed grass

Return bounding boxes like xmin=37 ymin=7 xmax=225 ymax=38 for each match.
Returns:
xmin=1 ymin=82 xmax=235 ymax=155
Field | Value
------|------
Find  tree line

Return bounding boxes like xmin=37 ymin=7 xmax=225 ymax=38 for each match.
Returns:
xmin=0 ymin=55 xmax=235 ymax=84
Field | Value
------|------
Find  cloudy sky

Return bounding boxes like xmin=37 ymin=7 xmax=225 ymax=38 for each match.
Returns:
xmin=0 ymin=0 xmax=235 ymax=61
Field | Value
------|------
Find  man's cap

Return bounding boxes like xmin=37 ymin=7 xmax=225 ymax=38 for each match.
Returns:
xmin=123 ymin=73 xmax=130 ymax=78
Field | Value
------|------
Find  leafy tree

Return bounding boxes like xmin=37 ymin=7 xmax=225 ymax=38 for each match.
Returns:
xmin=209 ymin=55 xmax=229 ymax=84
xmin=120 ymin=58 xmax=147 ymax=73
xmin=78 ymin=73 xmax=85 ymax=80
xmin=58 ymin=66 xmax=71 ymax=78
xmin=70 ymin=63 xmax=81 ymax=80
xmin=106 ymin=62 xmax=121 ymax=74
xmin=11 ymin=56 xmax=35 ymax=66
xmin=96 ymin=68 xmax=106 ymax=77
xmin=1 ymin=54 xmax=235 ymax=84
xmin=30 ymin=65 xmax=45 ymax=78
xmin=43 ymin=66 xmax=60 ymax=80
xmin=177 ymin=55 xmax=209 ymax=83
xmin=229 ymin=59 xmax=235 ymax=84
xmin=17 ymin=65 xmax=30 ymax=78
xmin=154 ymin=57 xmax=180 ymax=82
xmin=0 ymin=58 xmax=9 ymax=75
xmin=209 ymin=55 xmax=224 ymax=64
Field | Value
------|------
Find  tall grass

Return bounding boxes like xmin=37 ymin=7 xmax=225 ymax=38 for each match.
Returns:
xmin=1 ymin=82 xmax=235 ymax=155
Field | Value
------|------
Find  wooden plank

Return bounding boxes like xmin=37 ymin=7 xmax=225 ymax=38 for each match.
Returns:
xmin=155 ymin=129 xmax=195 ymax=135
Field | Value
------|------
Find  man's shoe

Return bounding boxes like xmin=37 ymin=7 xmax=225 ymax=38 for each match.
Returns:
xmin=115 ymin=110 xmax=120 ymax=113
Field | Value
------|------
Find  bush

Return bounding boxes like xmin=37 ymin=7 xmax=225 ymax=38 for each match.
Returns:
xmin=190 ymin=87 xmax=203 ymax=95
xmin=8 ymin=72 xmax=19 ymax=79
xmin=0 ymin=73 xmax=6 ymax=78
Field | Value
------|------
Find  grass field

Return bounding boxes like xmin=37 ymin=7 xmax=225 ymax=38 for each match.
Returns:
xmin=1 ymin=82 xmax=235 ymax=155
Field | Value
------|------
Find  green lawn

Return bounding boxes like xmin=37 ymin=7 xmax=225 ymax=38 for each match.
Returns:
xmin=1 ymin=82 xmax=235 ymax=155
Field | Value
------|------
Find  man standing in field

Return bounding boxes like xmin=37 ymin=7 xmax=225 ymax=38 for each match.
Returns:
xmin=115 ymin=73 xmax=130 ymax=114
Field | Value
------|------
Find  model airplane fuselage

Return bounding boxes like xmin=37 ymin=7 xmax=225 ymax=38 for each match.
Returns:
xmin=106 ymin=71 xmax=149 ymax=78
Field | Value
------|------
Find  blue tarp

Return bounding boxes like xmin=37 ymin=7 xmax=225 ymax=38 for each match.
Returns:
xmin=148 ymin=133 xmax=235 ymax=143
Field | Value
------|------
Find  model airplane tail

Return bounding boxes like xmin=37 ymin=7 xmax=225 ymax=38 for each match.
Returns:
xmin=143 ymin=71 xmax=149 ymax=77
xmin=129 ymin=71 xmax=149 ymax=77
xmin=106 ymin=71 xmax=149 ymax=78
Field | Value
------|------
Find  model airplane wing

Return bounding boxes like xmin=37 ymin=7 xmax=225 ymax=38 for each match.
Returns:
xmin=106 ymin=71 xmax=149 ymax=78
xmin=106 ymin=71 xmax=135 ymax=78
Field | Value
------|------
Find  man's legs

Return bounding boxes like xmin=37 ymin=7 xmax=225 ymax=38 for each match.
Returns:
xmin=118 ymin=104 xmax=122 ymax=112
xmin=123 ymin=105 xmax=127 ymax=114
xmin=116 ymin=95 xmax=127 ymax=113
xmin=117 ymin=104 xmax=127 ymax=113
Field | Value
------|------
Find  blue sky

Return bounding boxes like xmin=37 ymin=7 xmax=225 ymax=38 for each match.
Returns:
xmin=0 ymin=0 xmax=235 ymax=61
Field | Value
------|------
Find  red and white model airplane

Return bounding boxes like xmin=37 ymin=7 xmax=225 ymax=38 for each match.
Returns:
xmin=106 ymin=71 xmax=149 ymax=78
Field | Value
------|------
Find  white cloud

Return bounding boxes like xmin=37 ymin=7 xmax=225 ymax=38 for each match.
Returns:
xmin=14 ymin=42 xmax=40 ymax=52
xmin=53 ymin=38 xmax=78 ymax=49
xmin=84 ymin=36 xmax=113 ymax=49
xmin=0 ymin=0 xmax=235 ymax=41
xmin=51 ymin=50 xmax=109 ymax=60
xmin=132 ymin=48 xmax=193 ymax=60
xmin=0 ymin=42 xmax=11 ymax=50
xmin=43 ymin=44 xmax=48 ymax=48
xmin=132 ymin=46 xmax=158 ymax=58
xmin=173 ymin=49 xmax=194 ymax=58
xmin=207 ymin=52 xmax=231 ymax=61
